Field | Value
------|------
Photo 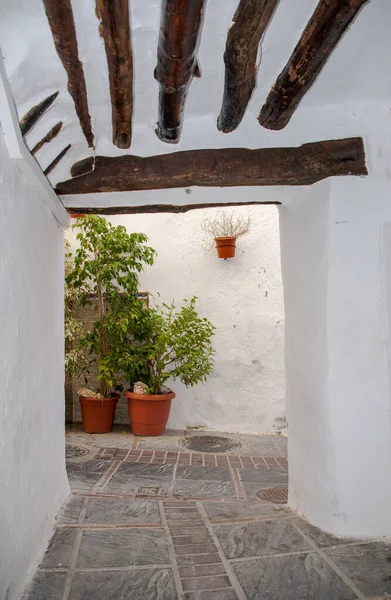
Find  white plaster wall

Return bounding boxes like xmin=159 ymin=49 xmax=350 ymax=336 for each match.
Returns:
xmin=68 ymin=205 xmax=286 ymax=434
xmin=279 ymin=100 xmax=391 ymax=538
xmin=0 ymin=123 xmax=69 ymax=600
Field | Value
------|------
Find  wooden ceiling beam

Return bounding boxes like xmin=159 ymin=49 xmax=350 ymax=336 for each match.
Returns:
xmin=218 ymin=0 xmax=280 ymax=133
xmin=258 ymin=0 xmax=369 ymax=130
xmin=19 ymin=92 xmax=59 ymax=136
xmin=44 ymin=144 xmax=71 ymax=176
xmin=42 ymin=0 xmax=94 ymax=147
xmin=66 ymin=201 xmax=281 ymax=215
xmin=96 ymin=0 xmax=133 ymax=149
xmin=155 ymin=0 xmax=207 ymax=143
xmin=31 ymin=122 xmax=63 ymax=155
xmin=55 ymin=137 xmax=367 ymax=195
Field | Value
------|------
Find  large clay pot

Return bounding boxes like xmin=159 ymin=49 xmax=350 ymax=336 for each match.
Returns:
xmin=125 ymin=390 xmax=175 ymax=436
xmin=215 ymin=237 xmax=236 ymax=259
xmin=79 ymin=393 xmax=120 ymax=433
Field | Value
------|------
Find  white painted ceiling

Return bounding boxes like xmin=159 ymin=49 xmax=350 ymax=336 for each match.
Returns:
xmin=0 ymin=0 xmax=389 ymax=187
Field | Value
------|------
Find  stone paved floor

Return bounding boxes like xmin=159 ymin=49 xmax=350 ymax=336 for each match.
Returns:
xmin=24 ymin=427 xmax=391 ymax=600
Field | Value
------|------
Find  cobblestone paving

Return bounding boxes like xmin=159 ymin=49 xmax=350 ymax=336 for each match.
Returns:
xmin=24 ymin=429 xmax=391 ymax=600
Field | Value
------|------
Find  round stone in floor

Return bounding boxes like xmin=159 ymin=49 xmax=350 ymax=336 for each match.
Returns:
xmin=181 ymin=435 xmax=242 ymax=453
xmin=66 ymin=444 xmax=90 ymax=459
xmin=258 ymin=487 xmax=288 ymax=504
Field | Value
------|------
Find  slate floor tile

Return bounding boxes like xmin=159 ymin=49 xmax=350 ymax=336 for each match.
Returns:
xmin=70 ymin=568 xmax=177 ymax=600
xmin=66 ymin=460 xmax=112 ymax=492
xmin=40 ymin=529 xmax=76 ymax=569
xmin=239 ymin=469 xmax=288 ymax=484
xmin=293 ymin=518 xmax=354 ymax=548
xmin=176 ymin=466 xmax=232 ymax=482
xmin=271 ymin=435 xmax=288 ymax=456
xmin=84 ymin=497 xmax=161 ymax=524
xmin=232 ymin=553 xmax=357 ymax=600
xmin=118 ymin=462 xmax=175 ymax=477
xmin=237 ymin=435 xmax=283 ymax=457
xmin=202 ymin=500 xmax=290 ymax=522
xmin=138 ymin=438 xmax=185 ymax=451
xmin=106 ymin=476 xmax=170 ymax=495
xmin=56 ymin=495 xmax=84 ymax=525
xmin=173 ymin=479 xmax=236 ymax=499
xmin=105 ymin=462 xmax=174 ymax=494
xmin=214 ymin=519 xmax=311 ymax=559
xmin=325 ymin=542 xmax=391 ymax=597
xmin=76 ymin=528 xmax=170 ymax=568
xmin=24 ymin=572 xmax=66 ymax=600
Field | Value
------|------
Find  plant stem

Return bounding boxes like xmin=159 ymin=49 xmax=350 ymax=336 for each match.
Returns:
xmin=97 ymin=278 xmax=110 ymax=397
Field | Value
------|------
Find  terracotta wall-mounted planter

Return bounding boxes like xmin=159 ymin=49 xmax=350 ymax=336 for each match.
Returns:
xmin=215 ymin=236 xmax=236 ymax=259
xmin=125 ymin=390 xmax=175 ymax=436
xmin=79 ymin=393 xmax=120 ymax=433
xmin=70 ymin=214 xmax=86 ymax=218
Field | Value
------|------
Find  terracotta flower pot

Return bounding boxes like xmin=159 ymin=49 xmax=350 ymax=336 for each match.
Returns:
xmin=125 ymin=390 xmax=175 ymax=436
xmin=79 ymin=393 xmax=120 ymax=434
xmin=70 ymin=214 xmax=86 ymax=219
xmin=215 ymin=237 xmax=236 ymax=259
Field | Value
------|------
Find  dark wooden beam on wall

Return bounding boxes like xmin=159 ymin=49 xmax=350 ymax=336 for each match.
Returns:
xmin=155 ymin=0 xmax=207 ymax=144
xmin=44 ymin=144 xmax=72 ymax=176
xmin=42 ymin=0 xmax=94 ymax=147
xmin=218 ymin=0 xmax=279 ymax=133
xmin=19 ymin=92 xmax=59 ymax=136
xmin=31 ymin=122 xmax=63 ymax=155
xmin=56 ymin=136 xmax=367 ymax=195
xmin=67 ymin=201 xmax=281 ymax=215
xmin=96 ymin=0 xmax=133 ymax=149
xmin=258 ymin=0 xmax=369 ymax=130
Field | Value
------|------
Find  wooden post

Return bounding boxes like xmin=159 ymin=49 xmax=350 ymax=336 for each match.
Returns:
xmin=218 ymin=0 xmax=279 ymax=133
xmin=44 ymin=144 xmax=72 ymax=176
xmin=42 ymin=0 xmax=94 ymax=147
xmin=258 ymin=0 xmax=369 ymax=130
xmin=19 ymin=92 xmax=59 ymax=136
xmin=55 ymin=137 xmax=367 ymax=195
xmin=155 ymin=0 xmax=207 ymax=143
xmin=31 ymin=122 xmax=63 ymax=155
xmin=96 ymin=0 xmax=133 ymax=149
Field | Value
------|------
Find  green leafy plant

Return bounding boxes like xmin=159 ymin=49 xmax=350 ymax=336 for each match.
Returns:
xmin=64 ymin=240 xmax=88 ymax=377
xmin=65 ymin=215 xmax=156 ymax=397
xmin=120 ymin=297 xmax=216 ymax=395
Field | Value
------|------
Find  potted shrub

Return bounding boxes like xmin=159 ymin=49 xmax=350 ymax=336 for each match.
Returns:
xmin=65 ymin=215 xmax=156 ymax=433
xmin=121 ymin=297 xmax=215 ymax=436
xmin=201 ymin=210 xmax=251 ymax=259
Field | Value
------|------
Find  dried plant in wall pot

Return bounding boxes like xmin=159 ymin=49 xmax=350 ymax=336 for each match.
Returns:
xmin=201 ymin=210 xmax=251 ymax=259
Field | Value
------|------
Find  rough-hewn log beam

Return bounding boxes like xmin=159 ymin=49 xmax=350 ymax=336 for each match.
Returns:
xmin=42 ymin=0 xmax=94 ymax=147
xmin=155 ymin=0 xmax=207 ymax=143
xmin=31 ymin=122 xmax=63 ymax=155
xmin=44 ymin=144 xmax=71 ymax=176
xmin=19 ymin=92 xmax=59 ymax=136
xmin=258 ymin=0 xmax=369 ymax=130
xmin=66 ymin=201 xmax=280 ymax=215
xmin=56 ymin=137 xmax=367 ymax=195
xmin=96 ymin=0 xmax=133 ymax=149
xmin=218 ymin=0 xmax=279 ymax=133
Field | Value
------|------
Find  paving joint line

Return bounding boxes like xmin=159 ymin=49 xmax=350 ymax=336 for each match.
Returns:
xmin=291 ymin=520 xmax=367 ymax=600
xmin=230 ymin=549 xmax=316 ymax=563
xmin=196 ymin=501 xmax=247 ymax=600
xmin=159 ymin=500 xmax=184 ymax=599
xmin=92 ymin=460 xmax=122 ymax=492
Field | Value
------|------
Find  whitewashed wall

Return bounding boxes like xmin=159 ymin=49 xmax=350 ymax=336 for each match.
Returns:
xmin=0 ymin=123 xmax=69 ymax=600
xmin=67 ymin=205 xmax=286 ymax=434
xmin=278 ymin=100 xmax=391 ymax=538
